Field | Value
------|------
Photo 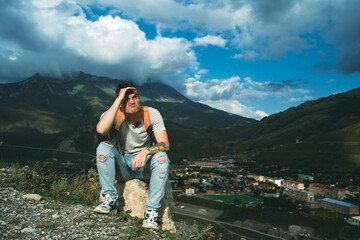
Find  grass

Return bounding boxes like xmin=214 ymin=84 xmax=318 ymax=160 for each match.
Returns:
xmin=0 ymin=161 xmax=217 ymax=240
xmin=0 ymin=163 xmax=100 ymax=205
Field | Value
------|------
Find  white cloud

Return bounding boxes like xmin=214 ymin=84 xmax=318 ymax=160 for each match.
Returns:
xmin=281 ymin=95 xmax=314 ymax=103
xmin=233 ymin=50 xmax=258 ymax=61
xmin=193 ymin=35 xmax=227 ymax=47
xmin=197 ymin=69 xmax=208 ymax=74
xmin=0 ymin=0 xmax=197 ymax=83
xmin=327 ymin=78 xmax=337 ymax=84
xmin=183 ymin=75 xmax=311 ymax=118
xmin=83 ymin=0 xmax=360 ymax=72
xmin=185 ymin=76 xmax=309 ymax=101
xmin=200 ymin=99 xmax=268 ymax=120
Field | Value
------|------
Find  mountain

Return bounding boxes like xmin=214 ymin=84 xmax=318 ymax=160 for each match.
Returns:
xmin=221 ymin=87 xmax=360 ymax=173
xmin=0 ymin=72 xmax=255 ymax=129
xmin=1 ymin=72 xmax=359 ymax=174
xmin=0 ymin=72 xmax=255 ymax=164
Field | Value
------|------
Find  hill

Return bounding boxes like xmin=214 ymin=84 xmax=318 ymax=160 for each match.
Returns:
xmin=0 ymin=72 xmax=254 ymax=164
xmin=221 ymin=87 xmax=360 ymax=173
xmin=1 ymin=72 xmax=360 ymax=174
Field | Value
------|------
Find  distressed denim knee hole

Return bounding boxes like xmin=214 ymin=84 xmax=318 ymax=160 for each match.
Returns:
xmin=159 ymin=172 xmax=166 ymax=179
xmin=158 ymin=156 xmax=167 ymax=163
xmin=98 ymin=155 xmax=107 ymax=161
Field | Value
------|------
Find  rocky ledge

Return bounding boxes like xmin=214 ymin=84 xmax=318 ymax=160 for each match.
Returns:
xmin=0 ymin=187 xmax=164 ymax=239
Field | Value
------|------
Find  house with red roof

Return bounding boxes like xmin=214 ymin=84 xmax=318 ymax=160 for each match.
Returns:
xmin=310 ymin=183 xmax=347 ymax=200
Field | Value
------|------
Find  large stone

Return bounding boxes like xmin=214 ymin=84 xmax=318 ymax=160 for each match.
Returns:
xmin=100 ymin=179 xmax=176 ymax=233
xmin=22 ymin=193 xmax=42 ymax=201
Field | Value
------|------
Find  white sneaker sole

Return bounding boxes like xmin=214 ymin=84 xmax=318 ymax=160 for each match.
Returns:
xmin=93 ymin=208 xmax=116 ymax=214
xmin=142 ymin=221 xmax=159 ymax=230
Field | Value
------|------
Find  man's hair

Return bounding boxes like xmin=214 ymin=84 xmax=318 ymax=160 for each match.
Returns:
xmin=115 ymin=82 xmax=135 ymax=96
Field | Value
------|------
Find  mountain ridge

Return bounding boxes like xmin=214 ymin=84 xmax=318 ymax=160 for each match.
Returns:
xmin=0 ymin=72 xmax=255 ymax=163
xmin=1 ymin=72 xmax=360 ymax=174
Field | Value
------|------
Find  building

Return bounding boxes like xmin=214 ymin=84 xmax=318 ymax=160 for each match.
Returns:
xmin=188 ymin=178 xmax=201 ymax=183
xmin=288 ymin=189 xmax=315 ymax=202
xmin=261 ymin=189 xmax=280 ymax=198
xmin=263 ymin=177 xmax=283 ymax=187
xmin=347 ymin=216 xmax=360 ymax=227
xmin=192 ymin=160 xmax=221 ymax=167
xmin=320 ymin=198 xmax=359 ymax=215
xmin=183 ymin=185 xmax=196 ymax=194
xmin=260 ymin=184 xmax=276 ymax=190
xmin=283 ymin=180 xmax=305 ymax=191
xmin=310 ymin=183 xmax=347 ymax=200
xmin=203 ymin=187 xmax=215 ymax=194
xmin=243 ymin=179 xmax=259 ymax=186
xmin=218 ymin=187 xmax=242 ymax=194
xmin=247 ymin=174 xmax=264 ymax=182
xmin=298 ymin=174 xmax=314 ymax=182
xmin=306 ymin=201 xmax=322 ymax=209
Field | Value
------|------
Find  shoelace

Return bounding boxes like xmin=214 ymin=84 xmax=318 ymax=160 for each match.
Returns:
xmin=101 ymin=195 xmax=114 ymax=206
xmin=146 ymin=210 xmax=158 ymax=222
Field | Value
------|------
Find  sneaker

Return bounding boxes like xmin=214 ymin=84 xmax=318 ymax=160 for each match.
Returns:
xmin=93 ymin=194 xmax=117 ymax=214
xmin=142 ymin=209 xmax=159 ymax=230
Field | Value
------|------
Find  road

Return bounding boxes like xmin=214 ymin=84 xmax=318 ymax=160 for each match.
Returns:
xmin=174 ymin=203 xmax=287 ymax=240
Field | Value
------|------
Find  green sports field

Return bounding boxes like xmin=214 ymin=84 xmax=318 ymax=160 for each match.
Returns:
xmin=210 ymin=194 xmax=260 ymax=204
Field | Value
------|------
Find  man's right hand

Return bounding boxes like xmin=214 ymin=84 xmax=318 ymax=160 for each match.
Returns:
xmin=117 ymin=87 xmax=136 ymax=110
xmin=96 ymin=86 xmax=135 ymax=135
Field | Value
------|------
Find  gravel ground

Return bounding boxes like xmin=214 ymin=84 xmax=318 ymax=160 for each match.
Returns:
xmin=0 ymin=187 xmax=161 ymax=240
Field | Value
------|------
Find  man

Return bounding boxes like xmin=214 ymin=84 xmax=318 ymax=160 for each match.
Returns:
xmin=94 ymin=82 xmax=170 ymax=230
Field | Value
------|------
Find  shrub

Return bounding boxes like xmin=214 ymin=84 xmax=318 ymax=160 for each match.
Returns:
xmin=0 ymin=163 xmax=100 ymax=205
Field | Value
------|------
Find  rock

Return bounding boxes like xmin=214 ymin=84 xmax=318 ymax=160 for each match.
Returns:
xmin=100 ymin=179 xmax=176 ymax=233
xmin=21 ymin=227 xmax=36 ymax=234
xmin=52 ymin=213 xmax=60 ymax=219
xmin=22 ymin=193 xmax=42 ymax=201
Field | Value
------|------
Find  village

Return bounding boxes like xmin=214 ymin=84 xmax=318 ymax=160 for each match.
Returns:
xmin=169 ymin=156 xmax=360 ymax=228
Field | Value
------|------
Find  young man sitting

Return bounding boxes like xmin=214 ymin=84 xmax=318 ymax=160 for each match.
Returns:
xmin=94 ymin=82 xmax=170 ymax=230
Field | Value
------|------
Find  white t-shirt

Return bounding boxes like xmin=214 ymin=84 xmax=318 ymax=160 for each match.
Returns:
xmin=103 ymin=107 xmax=166 ymax=154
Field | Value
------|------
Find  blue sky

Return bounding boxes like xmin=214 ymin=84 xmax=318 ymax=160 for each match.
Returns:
xmin=0 ymin=0 xmax=359 ymax=119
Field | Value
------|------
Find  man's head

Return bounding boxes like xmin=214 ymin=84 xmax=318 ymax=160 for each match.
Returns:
xmin=116 ymin=82 xmax=140 ymax=114
xmin=116 ymin=82 xmax=135 ymax=96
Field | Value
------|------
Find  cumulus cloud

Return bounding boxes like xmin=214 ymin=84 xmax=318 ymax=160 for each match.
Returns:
xmin=200 ymin=99 xmax=268 ymax=120
xmin=86 ymin=0 xmax=360 ymax=74
xmin=1 ymin=0 xmax=357 ymax=119
xmin=233 ymin=50 xmax=258 ymax=61
xmin=185 ymin=76 xmax=309 ymax=101
xmin=2 ymin=0 xmax=358 ymax=81
xmin=184 ymin=76 xmax=310 ymax=119
xmin=193 ymin=35 xmax=227 ymax=47
xmin=0 ymin=0 xmax=196 ymax=83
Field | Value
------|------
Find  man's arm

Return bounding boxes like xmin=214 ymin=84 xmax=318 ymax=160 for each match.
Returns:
xmin=131 ymin=130 xmax=170 ymax=171
xmin=147 ymin=130 xmax=170 ymax=153
xmin=96 ymin=87 xmax=135 ymax=136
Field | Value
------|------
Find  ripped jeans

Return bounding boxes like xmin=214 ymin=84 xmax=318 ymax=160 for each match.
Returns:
xmin=96 ymin=141 xmax=170 ymax=210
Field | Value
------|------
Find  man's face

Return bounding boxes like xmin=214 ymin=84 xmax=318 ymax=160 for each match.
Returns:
xmin=123 ymin=90 xmax=140 ymax=114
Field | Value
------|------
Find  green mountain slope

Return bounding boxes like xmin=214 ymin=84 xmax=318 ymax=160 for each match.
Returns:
xmin=1 ymin=72 xmax=359 ymax=174
xmin=0 ymin=72 xmax=254 ymax=163
xmin=222 ymin=87 xmax=360 ymax=173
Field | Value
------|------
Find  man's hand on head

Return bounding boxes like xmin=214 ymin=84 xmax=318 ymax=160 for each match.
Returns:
xmin=117 ymin=87 xmax=136 ymax=109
